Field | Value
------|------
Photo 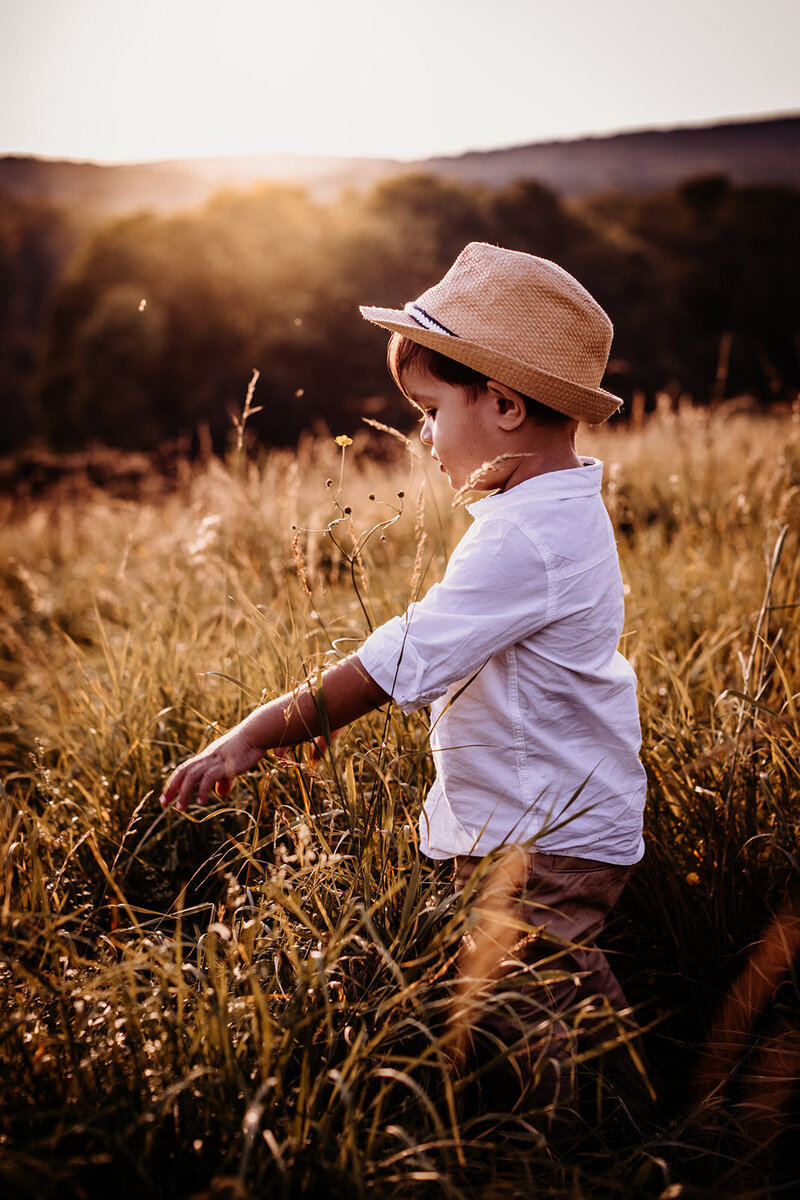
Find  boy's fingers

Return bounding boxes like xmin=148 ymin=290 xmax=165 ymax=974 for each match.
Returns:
xmin=197 ymin=767 xmax=234 ymax=806
xmin=159 ymin=752 xmax=235 ymax=811
xmin=177 ymin=762 xmax=209 ymax=811
xmin=195 ymin=770 xmax=216 ymax=808
xmin=160 ymin=767 xmax=185 ymax=808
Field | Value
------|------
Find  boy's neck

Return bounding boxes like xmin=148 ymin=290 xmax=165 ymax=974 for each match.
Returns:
xmin=497 ymin=426 xmax=582 ymax=491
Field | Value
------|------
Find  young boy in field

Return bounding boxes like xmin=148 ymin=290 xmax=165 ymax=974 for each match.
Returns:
xmin=161 ymin=242 xmax=648 ymax=1101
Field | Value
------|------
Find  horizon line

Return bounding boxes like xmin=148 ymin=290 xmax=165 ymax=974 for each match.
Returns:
xmin=2 ymin=107 xmax=798 ymax=170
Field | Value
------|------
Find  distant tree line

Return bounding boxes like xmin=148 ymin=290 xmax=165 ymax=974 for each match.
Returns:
xmin=1 ymin=172 xmax=798 ymax=455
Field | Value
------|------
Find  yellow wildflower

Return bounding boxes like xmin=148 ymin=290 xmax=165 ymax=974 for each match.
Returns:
xmin=335 ymin=435 xmax=353 ymax=447
xmin=686 ymin=872 xmax=700 ymax=886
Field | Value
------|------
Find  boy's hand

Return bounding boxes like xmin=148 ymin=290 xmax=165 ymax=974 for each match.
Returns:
xmin=159 ymin=655 xmax=387 ymax=814
xmin=160 ymin=726 xmax=266 ymax=812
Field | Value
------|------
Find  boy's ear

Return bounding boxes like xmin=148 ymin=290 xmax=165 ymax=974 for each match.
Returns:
xmin=485 ymin=380 xmax=527 ymax=430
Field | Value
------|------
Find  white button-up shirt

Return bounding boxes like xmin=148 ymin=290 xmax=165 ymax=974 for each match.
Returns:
xmin=358 ymin=459 xmax=646 ymax=865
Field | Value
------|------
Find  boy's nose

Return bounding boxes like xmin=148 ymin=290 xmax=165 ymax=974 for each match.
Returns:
xmin=420 ymin=418 xmax=433 ymax=445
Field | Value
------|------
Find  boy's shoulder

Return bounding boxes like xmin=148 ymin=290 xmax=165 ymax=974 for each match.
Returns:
xmin=469 ymin=458 xmax=604 ymax=517
xmin=467 ymin=460 xmax=616 ymax=572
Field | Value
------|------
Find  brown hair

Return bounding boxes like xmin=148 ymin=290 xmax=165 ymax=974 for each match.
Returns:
xmin=387 ymin=333 xmax=576 ymax=426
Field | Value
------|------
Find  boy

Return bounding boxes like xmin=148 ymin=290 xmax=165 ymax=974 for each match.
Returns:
xmin=161 ymin=242 xmax=647 ymax=1097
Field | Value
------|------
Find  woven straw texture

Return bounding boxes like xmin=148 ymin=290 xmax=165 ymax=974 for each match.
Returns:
xmin=360 ymin=242 xmax=623 ymax=425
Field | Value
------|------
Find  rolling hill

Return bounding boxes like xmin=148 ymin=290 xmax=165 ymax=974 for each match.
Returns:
xmin=1 ymin=112 xmax=797 ymax=215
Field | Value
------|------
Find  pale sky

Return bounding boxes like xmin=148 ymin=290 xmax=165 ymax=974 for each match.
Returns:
xmin=2 ymin=0 xmax=798 ymax=163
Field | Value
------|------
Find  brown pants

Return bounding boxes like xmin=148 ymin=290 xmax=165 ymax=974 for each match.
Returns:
xmin=449 ymin=847 xmax=637 ymax=1110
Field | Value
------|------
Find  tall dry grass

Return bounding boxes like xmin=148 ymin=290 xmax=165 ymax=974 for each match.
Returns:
xmin=1 ymin=401 xmax=799 ymax=1198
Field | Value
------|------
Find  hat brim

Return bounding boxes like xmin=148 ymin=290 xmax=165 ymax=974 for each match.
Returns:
xmin=360 ymin=305 xmax=622 ymax=425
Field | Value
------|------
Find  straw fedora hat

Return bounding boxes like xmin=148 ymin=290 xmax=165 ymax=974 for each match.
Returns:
xmin=360 ymin=242 xmax=622 ymax=425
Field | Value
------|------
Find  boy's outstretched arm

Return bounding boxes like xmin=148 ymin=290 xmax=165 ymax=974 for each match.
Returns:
xmin=160 ymin=655 xmax=389 ymax=812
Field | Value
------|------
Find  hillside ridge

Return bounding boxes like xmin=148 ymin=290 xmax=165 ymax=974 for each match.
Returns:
xmin=1 ymin=112 xmax=797 ymax=213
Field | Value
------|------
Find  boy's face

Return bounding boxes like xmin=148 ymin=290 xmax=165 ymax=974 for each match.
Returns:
xmin=405 ymin=367 xmax=501 ymax=491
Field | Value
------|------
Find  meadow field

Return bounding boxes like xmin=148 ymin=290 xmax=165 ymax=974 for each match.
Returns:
xmin=1 ymin=402 xmax=799 ymax=1199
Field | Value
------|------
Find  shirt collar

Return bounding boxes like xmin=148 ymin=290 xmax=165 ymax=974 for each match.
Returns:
xmin=465 ymin=458 xmax=603 ymax=519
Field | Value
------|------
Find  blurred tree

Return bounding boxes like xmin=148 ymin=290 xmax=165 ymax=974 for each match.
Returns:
xmin=70 ymin=283 xmax=167 ymax=446
xmin=9 ymin=172 xmax=799 ymax=456
xmin=0 ymin=194 xmax=90 ymax=452
xmin=490 ymin=181 xmax=669 ymax=403
xmin=713 ymin=185 xmax=800 ymax=397
xmin=365 ymin=172 xmax=494 ymax=279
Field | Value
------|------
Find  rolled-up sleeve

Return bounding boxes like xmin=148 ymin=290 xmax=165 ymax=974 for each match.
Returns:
xmin=357 ymin=518 xmax=551 ymax=713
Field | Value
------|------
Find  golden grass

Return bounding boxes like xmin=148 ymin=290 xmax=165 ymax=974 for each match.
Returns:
xmin=1 ymin=402 xmax=799 ymax=1198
